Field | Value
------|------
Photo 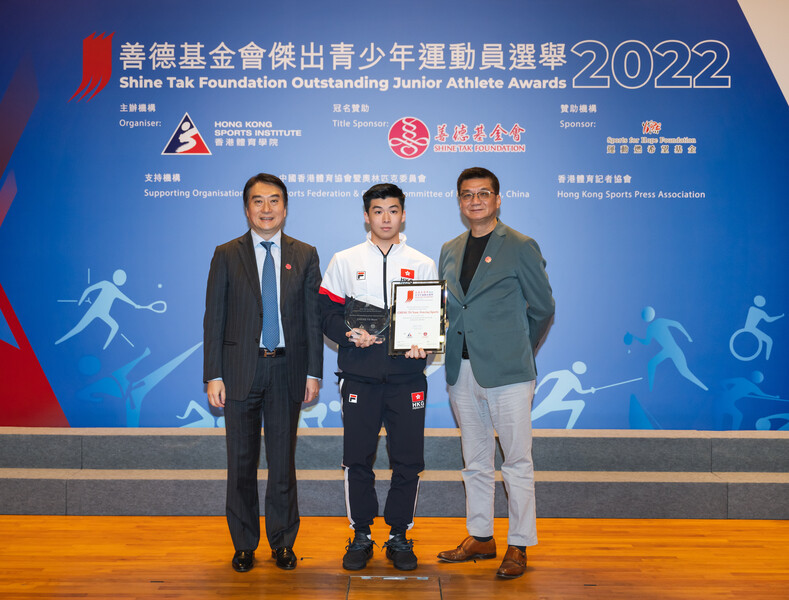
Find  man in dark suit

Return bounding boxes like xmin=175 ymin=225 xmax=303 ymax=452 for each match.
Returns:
xmin=436 ymin=167 xmax=554 ymax=579
xmin=204 ymin=173 xmax=323 ymax=572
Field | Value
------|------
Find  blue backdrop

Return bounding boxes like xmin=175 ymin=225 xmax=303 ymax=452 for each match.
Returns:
xmin=0 ymin=0 xmax=786 ymax=430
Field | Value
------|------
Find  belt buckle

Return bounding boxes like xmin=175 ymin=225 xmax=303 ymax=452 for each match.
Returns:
xmin=261 ymin=348 xmax=277 ymax=357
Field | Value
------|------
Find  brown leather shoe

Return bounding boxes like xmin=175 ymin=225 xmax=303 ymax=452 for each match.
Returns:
xmin=496 ymin=545 xmax=527 ymax=578
xmin=437 ymin=536 xmax=496 ymax=562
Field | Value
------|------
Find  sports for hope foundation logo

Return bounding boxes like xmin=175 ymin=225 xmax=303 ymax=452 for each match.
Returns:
xmin=388 ymin=117 xmax=430 ymax=159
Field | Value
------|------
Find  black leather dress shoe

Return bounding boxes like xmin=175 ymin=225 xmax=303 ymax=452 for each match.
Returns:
xmin=272 ymin=546 xmax=297 ymax=570
xmin=232 ymin=550 xmax=254 ymax=572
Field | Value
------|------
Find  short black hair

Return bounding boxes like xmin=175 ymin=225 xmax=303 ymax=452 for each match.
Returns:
xmin=456 ymin=167 xmax=500 ymax=196
xmin=363 ymin=183 xmax=405 ymax=212
xmin=243 ymin=173 xmax=288 ymax=207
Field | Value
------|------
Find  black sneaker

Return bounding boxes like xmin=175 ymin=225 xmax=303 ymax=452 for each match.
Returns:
xmin=383 ymin=533 xmax=417 ymax=571
xmin=343 ymin=531 xmax=374 ymax=570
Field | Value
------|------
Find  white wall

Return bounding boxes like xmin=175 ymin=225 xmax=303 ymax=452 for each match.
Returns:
xmin=739 ymin=0 xmax=789 ymax=105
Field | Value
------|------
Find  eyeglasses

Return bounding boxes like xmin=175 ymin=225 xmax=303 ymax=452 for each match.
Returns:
xmin=459 ymin=190 xmax=494 ymax=202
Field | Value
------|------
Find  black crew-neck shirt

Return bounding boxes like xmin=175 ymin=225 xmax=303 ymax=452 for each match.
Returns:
xmin=459 ymin=230 xmax=492 ymax=358
xmin=460 ymin=231 xmax=492 ymax=294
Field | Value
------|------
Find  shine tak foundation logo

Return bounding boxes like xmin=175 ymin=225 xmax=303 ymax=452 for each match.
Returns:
xmin=388 ymin=117 xmax=430 ymax=159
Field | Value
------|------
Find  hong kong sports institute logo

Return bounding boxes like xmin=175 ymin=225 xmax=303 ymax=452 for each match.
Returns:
xmin=388 ymin=117 xmax=430 ymax=159
xmin=70 ymin=32 xmax=114 ymax=102
xmin=162 ymin=113 xmax=212 ymax=155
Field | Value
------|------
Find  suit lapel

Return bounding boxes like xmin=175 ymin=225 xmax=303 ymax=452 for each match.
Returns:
xmin=279 ymin=233 xmax=295 ymax=307
xmin=239 ymin=231 xmax=263 ymax=310
xmin=446 ymin=232 xmax=468 ymax=302
xmin=465 ymin=221 xmax=506 ymax=301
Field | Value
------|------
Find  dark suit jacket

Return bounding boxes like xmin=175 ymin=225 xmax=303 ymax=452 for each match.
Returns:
xmin=439 ymin=220 xmax=554 ymax=388
xmin=203 ymin=230 xmax=323 ymax=402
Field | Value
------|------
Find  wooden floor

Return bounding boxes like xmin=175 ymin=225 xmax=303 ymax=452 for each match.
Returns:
xmin=1 ymin=516 xmax=787 ymax=599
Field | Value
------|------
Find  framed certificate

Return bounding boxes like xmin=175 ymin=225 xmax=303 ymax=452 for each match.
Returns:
xmin=388 ymin=280 xmax=447 ymax=355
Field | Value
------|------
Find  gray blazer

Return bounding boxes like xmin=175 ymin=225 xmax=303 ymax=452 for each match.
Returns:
xmin=439 ymin=220 xmax=554 ymax=388
xmin=203 ymin=230 xmax=323 ymax=403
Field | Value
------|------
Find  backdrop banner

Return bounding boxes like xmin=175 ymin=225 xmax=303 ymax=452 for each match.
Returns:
xmin=0 ymin=0 xmax=786 ymax=430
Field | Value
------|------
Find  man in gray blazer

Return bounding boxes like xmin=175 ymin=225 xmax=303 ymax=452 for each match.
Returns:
xmin=436 ymin=167 xmax=554 ymax=579
xmin=204 ymin=173 xmax=323 ymax=573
